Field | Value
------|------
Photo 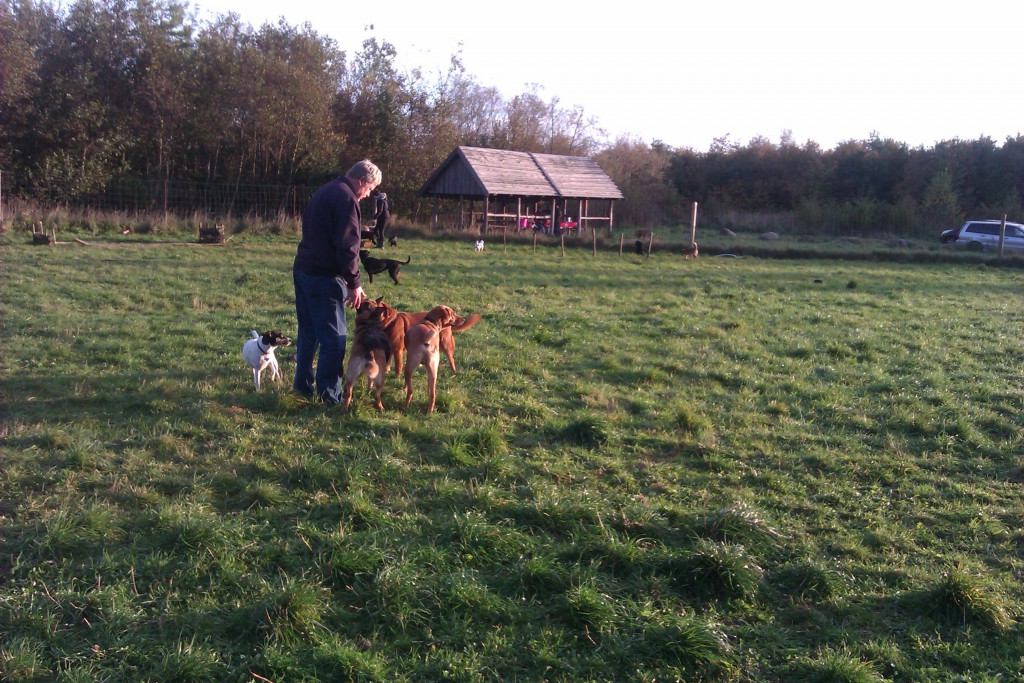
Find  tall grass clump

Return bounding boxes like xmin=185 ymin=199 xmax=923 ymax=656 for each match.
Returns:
xmin=662 ymin=539 xmax=764 ymax=602
xmin=558 ymin=413 xmax=613 ymax=448
xmin=635 ymin=614 xmax=737 ymax=681
xmin=558 ymin=579 xmax=617 ymax=631
xmin=253 ymin=577 xmax=329 ymax=646
xmin=694 ymin=501 xmax=783 ymax=552
xmin=674 ymin=402 xmax=712 ymax=438
xmin=783 ymin=645 xmax=884 ymax=683
xmin=771 ymin=560 xmax=840 ymax=603
xmin=909 ymin=565 xmax=1012 ymax=630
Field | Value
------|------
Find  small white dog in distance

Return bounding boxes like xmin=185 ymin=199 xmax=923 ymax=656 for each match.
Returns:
xmin=242 ymin=329 xmax=291 ymax=389
xmin=474 ymin=239 xmax=485 ymax=251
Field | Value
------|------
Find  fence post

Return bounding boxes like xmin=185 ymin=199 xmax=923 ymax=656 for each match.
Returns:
xmin=690 ymin=201 xmax=698 ymax=247
xmin=998 ymin=214 xmax=1007 ymax=261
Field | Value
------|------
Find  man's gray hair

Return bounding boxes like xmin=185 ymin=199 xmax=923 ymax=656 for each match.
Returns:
xmin=346 ymin=159 xmax=382 ymax=186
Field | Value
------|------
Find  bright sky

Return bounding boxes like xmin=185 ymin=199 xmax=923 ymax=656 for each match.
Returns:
xmin=191 ymin=0 xmax=1022 ymax=152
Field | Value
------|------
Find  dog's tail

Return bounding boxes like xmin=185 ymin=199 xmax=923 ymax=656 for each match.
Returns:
xmin=401 ymin=256 xmax=411 ymax=264
xmin=450 ymin=313 xmax=481 ymax=332
xmin=250 ymin=329 xmax=259 ymax=339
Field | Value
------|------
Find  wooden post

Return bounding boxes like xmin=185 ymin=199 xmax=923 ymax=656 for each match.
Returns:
xmin=690 ymin=201 xmax=698 ymax=247
xmin=516 ymin=197 xmax=522 ymax=232
xmin=647 ymin=232 xmax=654 ymax=258
xmin=560 ymin=232 xmax=565 ymax=257
xmin=32 ymin=221 xmax=54 ymax=245
xmin=998 ymin=213 xmax=1007 ymax=261
xmin=503 ymin=225 xmax=507 ymax=253
xmin=618 ymin=233 xmax=624 ymax=256
xmin=609 ymin=202 xmax=615 ymax=234
xmin=592 ymin=228 xmax=597 ymax=257
xmin=533 ymin=230 xmax=537 ymax=253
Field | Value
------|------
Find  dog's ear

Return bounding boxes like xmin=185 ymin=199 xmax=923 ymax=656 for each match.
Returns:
xmin=437 ymin=305 xmax=457 ymax=326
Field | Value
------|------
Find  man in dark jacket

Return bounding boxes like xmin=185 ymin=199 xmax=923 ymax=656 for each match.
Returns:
xmin=292 ymin=159 xmax=381 ymax=403
xmin=371 ymin=188 xmax=390 ymax=248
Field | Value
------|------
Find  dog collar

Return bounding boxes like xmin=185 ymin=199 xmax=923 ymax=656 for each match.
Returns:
xmin=256 ymin=340 xmax=269 ymax=353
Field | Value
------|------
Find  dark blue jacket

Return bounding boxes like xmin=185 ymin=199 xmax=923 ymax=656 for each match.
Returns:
xmin=293 ymin=176 xmax=362 ymax=291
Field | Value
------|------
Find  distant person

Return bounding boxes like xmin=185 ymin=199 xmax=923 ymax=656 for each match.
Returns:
xmin=371 ymin=187 xmax=390 ymax=248
xmin=292 ymin=159 xmax=381 ymax=403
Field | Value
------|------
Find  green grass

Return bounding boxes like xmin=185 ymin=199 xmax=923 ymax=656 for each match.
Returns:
xmin=1 ymin=228 xmax=1023 ymax=681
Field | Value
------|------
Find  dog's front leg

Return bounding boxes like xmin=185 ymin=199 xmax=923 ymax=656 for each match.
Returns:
xmin=341 ymin=380 xmax=354 ymax=412
xmin=440 ymin=331 xmax=457 ymax=373
xmin=392 ymin=344 xmax=405 ymax=377
xmin=252 ymin=367 xmax=261 ymax=390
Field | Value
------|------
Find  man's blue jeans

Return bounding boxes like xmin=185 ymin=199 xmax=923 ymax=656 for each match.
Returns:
xmin=292 ymin=266 xmax=347 ymax=403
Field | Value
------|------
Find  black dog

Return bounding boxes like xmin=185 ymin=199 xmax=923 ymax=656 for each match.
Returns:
xmin=360 ymin=249 xmax=409 ymax=285
xmin=388 ymin=235 xmax=398 ymax=247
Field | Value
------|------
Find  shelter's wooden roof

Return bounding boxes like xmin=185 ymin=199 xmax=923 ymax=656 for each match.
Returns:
xmin=419 ymin=146 xmax=623 ymax=200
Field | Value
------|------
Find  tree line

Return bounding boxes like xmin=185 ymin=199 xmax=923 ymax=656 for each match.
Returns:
xmin=2 ymin=0 xmax=1022 ymax=235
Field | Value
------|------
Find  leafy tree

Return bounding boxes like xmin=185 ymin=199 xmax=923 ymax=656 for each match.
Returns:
xmin=919 ymin=169 xmax=960 ymax=228
xmin=497 ymin=86 xmax=547 ymax=152
xmin=0 ymin=0 xmax=40 ymax=169
xmin=17 ymin=0 xmax=139 ymax=198
xmin=123 ymin=0 xmax=197 ymax=195
xmin=596 ymin=136 xmax=678 ymax=227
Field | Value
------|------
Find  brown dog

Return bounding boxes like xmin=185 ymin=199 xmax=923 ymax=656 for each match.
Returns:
xmin=403 ymin=305 xmax=459 ymax=413
xmin=681 ymin=241 xmax=699 ymax=259
xmin=342 ymin=303 xmax=392 ymax=412
xmin=362 ymin=297 xmax=481 ymax=378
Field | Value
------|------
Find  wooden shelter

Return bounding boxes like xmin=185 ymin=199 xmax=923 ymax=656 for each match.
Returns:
xmin=419 ymin=146 xmax=623 ymax=234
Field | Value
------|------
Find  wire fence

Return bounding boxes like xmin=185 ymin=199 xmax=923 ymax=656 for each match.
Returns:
xmin=0 ymin=172 xmax=320 ymax=221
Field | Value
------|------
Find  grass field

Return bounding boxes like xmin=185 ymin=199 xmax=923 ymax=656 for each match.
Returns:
xmin=1 ymin=227 xmax=1023 ymax=682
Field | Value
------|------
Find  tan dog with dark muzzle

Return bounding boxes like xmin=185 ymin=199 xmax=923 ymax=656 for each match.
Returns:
xmin=402 ymin=305 xmax=458 ymax=413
